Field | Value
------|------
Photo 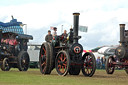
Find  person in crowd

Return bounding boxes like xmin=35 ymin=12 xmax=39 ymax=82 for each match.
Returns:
xmin=45 ymin=30 xmax=52 ymax=42
xmin=96 ymin=56 xmax=101 ymax=69
xmin=101 ymin=56 xmax=106 ymax=69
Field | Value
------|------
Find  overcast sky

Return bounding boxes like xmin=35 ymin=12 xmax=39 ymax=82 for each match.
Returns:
xmin=0 ymin=0 xmax=128 ymax=50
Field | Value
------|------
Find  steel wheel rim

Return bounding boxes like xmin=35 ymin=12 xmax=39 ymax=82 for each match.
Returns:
xmin=40 ymin=46 xmax=47 ymax=72
xmin=83 ymin=55 xmax=93 ymax=75
xmin=57 ymin=52 xmax=67 ymax=74
xmin=108 ymin=57 xmax=114 ymax=72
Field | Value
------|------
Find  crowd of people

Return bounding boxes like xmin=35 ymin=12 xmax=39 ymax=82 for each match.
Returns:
xmin=96 ymin=56 xmax=106 ymax=69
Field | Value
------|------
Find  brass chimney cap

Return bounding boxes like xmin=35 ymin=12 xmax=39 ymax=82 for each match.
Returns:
xmin=73 ymin=13 xmax=80 ymax=16
xmin=119 ymin=24 xmax=125 ymax=28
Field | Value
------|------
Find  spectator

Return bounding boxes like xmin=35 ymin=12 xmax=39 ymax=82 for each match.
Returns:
xmin=96 ymin=57 xmax=101 ymax=69
xmin=101 ymin=56 xmax=106 ymax=69
xmin=45 ymin=30 xmax=52 ymax=42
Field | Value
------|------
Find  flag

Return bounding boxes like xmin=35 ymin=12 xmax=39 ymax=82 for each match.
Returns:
xmin=79 ymin=25 xmax=88 ymax=32
xmin=50 ymin=26 xmax=54 ymax=30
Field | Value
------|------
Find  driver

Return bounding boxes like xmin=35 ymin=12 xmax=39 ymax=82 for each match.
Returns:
xmin=62 ymin=30 xmax=68 ymax=38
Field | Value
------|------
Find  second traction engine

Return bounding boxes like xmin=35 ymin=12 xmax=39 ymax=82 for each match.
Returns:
xmin=105 ymin=24 xmax=128 ymax=74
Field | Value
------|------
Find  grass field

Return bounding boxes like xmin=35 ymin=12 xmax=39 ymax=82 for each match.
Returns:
xmin=0 ymin=69 xmax=128 ymax=85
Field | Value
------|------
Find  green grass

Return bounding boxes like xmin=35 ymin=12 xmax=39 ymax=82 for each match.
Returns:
xmin=0 ymin=69 xmax=128 ymax=85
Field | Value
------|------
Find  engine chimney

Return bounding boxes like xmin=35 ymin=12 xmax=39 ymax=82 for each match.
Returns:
xmin=73 ymin=13 xmax=80 ymax=43
xmin=119 ymin=24 xmax=125 ymax=44
xmin=11 ymin=15 xmax=14 ymax=20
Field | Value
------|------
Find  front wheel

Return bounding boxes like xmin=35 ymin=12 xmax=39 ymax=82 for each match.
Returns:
xmin=55 ymin=50 xmax=70 ymax=76
xmin=17 ymin=51 xmax=30 ymax=71
xmin=82 ymin=52 xmax=96 ymax=77
xmin=1 ymin=58 xmax=11 ymax=71
xmin=105 ymin=56 xmax=115 ymax=74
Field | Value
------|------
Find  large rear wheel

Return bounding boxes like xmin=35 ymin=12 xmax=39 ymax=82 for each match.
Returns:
xmin=1 ymin=58 xmax=10 ymax=71
xmin=55 ymin=50 xmax=70 ymax=76
xmin=105 ymin=56 xmax=115 ymax=74
xmin=47 ymin=43 xmax=55 ymax=71
xmin=39 ymin=42 xmax=51 ymax=74
xmin=82 ymin=52 xmax=96 ymax=77
xmin=17 ymin=51 xmax=30 ymax=71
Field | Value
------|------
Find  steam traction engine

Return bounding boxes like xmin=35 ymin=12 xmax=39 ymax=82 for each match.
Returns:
xmin=106 ymin=24 xmax=128 ymax=74
xmin=0 ymin=16 xmax=33 ymax=71
xmin=39 ymin=13 xmax=96 ymax=76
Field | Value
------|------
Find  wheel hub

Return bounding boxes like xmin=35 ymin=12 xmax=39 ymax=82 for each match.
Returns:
xmin=23 ymin=60 xmax=26 ymax=63
xmin=60 ymin=61 xmax=64 ymax=65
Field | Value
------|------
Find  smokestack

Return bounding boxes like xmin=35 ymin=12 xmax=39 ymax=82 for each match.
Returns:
xmin=73 ymin=13 xmax=80 ymax=43
xmin=11 ymin=15 xmax=14 ymax=20
xmin=119 ymin=24 xmax=125 ymax=44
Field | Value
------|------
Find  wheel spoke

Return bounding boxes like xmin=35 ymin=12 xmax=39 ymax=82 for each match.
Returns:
xmin=62 ymin=66 xmax=64 ymax=73
xmin=41 ymin=62 xmax=46 ymax=66
xmin=90 ymin=68 xmax=92 ymax=72
xmin=58 ymin=60 xmax=61 ymax=63
xmin=42 ymin=66 xmax=46 ymax=72
xmin=88 ymin=58 xmax=92 ymax=63
xmin=41 ymin=54 xmax=44 ymax=58
xmin=60 ymin=54 xmax=63 ymax=61
xmin=58 ymin=65 xmax=61 ymax=68
xmin=58 ymin=65 xmax=61 ymax=71
xmin=63 ymin=54 xmax=66 ymax=62
xmin=63 ymin=63 xmax=66 ymax=66
xmin=43 ymin=47 xmax=46 ymax=55
xmin=88 ymin=65 xmax=92 ymax=69
xmin=86 ymin=68 xmax=89 ymax=74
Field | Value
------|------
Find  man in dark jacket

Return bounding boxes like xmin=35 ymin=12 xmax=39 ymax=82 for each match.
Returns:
xmin=62 ymin=30 xmax=68 ymax=38
xmin=45 ymin=30 xmax=52 ymax=42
